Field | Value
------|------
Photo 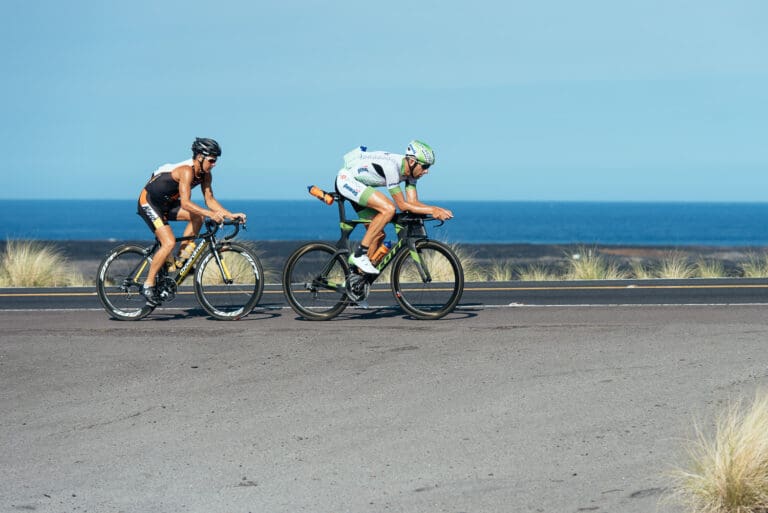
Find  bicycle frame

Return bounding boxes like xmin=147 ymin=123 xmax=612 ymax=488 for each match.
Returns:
xmin=284 ymin=187 xmax=463 ymax=320
xmin=129 ymin=220 xmax=238 ymax=292
xmin=323 ymin=191 xmax=441 ymax=286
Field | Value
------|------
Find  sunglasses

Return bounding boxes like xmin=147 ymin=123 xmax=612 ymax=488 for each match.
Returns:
xmin=204 ymin=156 xmax=217 ymax=163
xmin=419 ymin=162 xmax=430 ymax=170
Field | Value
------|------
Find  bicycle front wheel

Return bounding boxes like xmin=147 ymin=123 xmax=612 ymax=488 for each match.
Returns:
xmin=390 ymin=240 xmax=464 ymax=320
xmin=193 ymin=242 xmax=264 ymax=320
xmin=282 ymin=242 xmax=350 ymax=320
xmin=96 ymin=244 xmax=154 ymax=321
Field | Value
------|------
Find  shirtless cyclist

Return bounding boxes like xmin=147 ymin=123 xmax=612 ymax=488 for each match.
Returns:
xmin=336 ymin=140 xmax=453 ymax=274
xmin=136 ymin=137 xmax=246 ymax=305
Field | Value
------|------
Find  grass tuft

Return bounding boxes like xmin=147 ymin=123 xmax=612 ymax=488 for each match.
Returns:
xmin=486 ymin=259 xmax=515 ymax=282
xmin=740 ymin=253 xmax=768 ymax=278
xmin=449 ymin=243 xmax=486 ymax=282
xmin=199 ymin=242 xmax=276 ymax=285
xmin=670 ymin=392 xmax=768 ymax=513
xmin=630 ymin=261 xmax=655 ymax=279
xmin=516 ymin=264 xmax=560 ymax=281
xmin=0 ymin=240 xmax=87 ymax=287
xmin=565 ymin=246 xmax=627 ymax=280
xmin=656 ymin=251 xmax=697 ymax=279
xmin=695 ymin=258 xmax=726 ymax=279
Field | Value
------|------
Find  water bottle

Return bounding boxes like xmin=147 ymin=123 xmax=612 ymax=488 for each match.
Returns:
xmin=175 ymin=241 xmax=196 ymax=267
xmin=371 ymin=241 xmax=392 ymax=264
xmin=165 ymin=256 xmax=178 ymax=272
xmin=308 ymin=185 xmax=334 ymax=205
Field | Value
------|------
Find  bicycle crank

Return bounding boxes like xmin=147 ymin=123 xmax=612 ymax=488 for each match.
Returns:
xmin=157 ymin=276 xmax=178 ymax=302
xmin=345 ymin=274 xmax=370 ymax=303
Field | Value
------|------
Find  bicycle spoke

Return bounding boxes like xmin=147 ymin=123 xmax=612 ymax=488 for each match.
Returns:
xmin=194 ymin=243 xmax=264 ymax=320
xmin=96 ymin=245 xmax=154 ymax=320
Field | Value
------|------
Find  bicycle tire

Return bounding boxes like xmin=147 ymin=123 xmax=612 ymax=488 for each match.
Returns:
xmin=390 ymin=240 xmax=464 ymax=320
xmin=193 ymin=242 xmax=264 ymax=320
xmin=96 ymin=244 xmax=155 ymax=321
xmin=282 ymin=242 xmax=350 ymax=320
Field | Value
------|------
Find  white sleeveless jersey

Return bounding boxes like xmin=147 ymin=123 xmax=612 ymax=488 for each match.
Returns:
xmin=343 ymin=151 xmax=416 ymax=189
xmin=152 ymin=159 xmax=193 ymax=176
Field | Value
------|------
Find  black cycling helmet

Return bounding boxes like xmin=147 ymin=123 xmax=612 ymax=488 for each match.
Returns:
xmin=191 ymin=137 xmax=222 ymax=157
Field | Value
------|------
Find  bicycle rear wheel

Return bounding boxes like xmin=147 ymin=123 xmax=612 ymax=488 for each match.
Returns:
xmin=282 ymin=242 xmax=350 ymax=320
xmin=193 ymin=242 xmax=264 ymax=320
xmin=390 ymin=240 xmax=464 ymax=320
xmin=96 ymin=244 xmax=155 ymax=321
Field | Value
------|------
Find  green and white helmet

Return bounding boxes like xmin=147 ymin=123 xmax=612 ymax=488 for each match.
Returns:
xmin=405 ymin=140 xmax=435 ymax=166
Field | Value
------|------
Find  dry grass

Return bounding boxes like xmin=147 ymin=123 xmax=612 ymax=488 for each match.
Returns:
xmin=516 ymin=264 xmax=560 ymax=281
xmin=655 ymin=251 xmax=697 ymax=279
xmin=449 ymin=243 xmax=485 ymax=282
xmin=486 ymin=259 xmax=515 ymax=282
xmin=247 ymin=242 xmax=278 ymax=284
xmin=630 ymin=261 xmax=656 ymax=279
xmin=741 ymin=253 xmax=768 ymax=278
xmin=395 ymin=242 xmax=474 ymax=283
xmin=670 ymin=392 xmax=768 ymax=513
xmin=199 ymin=243 xmax=274 ymax=285
xmin=0 ymin=240 xmax=87 ymax=287
xmin=565 ymin=246 xmax=628 ymax=280
xmin=696 ymin=258 xmax=727 ymax=279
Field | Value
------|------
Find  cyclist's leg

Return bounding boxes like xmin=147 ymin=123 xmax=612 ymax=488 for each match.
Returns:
xmin=359 ymin=193 xmax=394 ymax=250
xmin=146 ymin=225 xmax=175 ymax=287
xmin=138 ymin=192 xmax=176 ymax=289
xmin=169 ymin=205 xmax=203 ymax=255
xmin=353 ymin=206 xmax=385 ymax=259
xmin=335 ymin=173 xmax=395 ymax=252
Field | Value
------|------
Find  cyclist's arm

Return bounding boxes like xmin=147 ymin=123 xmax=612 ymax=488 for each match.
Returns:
xmin=201 ymin=175 xmax=247 ymax=223
xmin=389 ymin=187 xmax=453 ymax=220
xmin=177 ymin=166 xmax=211 ymax=219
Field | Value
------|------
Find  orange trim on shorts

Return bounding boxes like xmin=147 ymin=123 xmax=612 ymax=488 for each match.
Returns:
xmin=139 ymin=189 xmax=165 ymax=229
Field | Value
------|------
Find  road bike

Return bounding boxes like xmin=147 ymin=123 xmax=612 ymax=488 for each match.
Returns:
xmin=282 ymin=187 xmax=464 ymax=320
xmin=97 ymin=219 xmax=264 ymax=321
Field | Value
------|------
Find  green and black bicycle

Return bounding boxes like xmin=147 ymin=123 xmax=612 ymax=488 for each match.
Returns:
xmin=97 ymin=218 xmax=264 ymax=321
xmin=282 ymin=186 xmax=464 ymax=320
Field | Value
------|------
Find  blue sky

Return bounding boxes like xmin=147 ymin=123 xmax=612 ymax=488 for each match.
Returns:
xmin=3 ymin=0 xmax=767 ymax=201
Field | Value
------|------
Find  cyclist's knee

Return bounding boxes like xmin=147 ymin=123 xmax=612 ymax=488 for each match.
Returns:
xmin=377 ymin=202 xmax=395 ymax=219
xmin=159 ymin=239 xmax=175 ymax=254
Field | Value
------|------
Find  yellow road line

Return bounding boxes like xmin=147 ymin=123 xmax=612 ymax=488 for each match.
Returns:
xmin=0 ymin=289 xmax=287 ymax=298
xmin=468 ymin=284 xmax=768 ymax=292
xmin=2 ymin=282 xmax=768 ymax=298
xmin=0 ymin=291 xmax=99 ymax=297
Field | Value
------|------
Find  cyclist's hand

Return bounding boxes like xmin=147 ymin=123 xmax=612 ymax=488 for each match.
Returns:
xmin=210 ymin=211 xmax=225 ymax=224
xmin=230 ymin=213 xmax=247 ymax=224
xmin=432 ymin=207 xmax=453 ymax=221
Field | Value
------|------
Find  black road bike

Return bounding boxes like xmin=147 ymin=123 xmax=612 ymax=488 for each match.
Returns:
xmin=97 ymin=219 xmax=264 ymax=321
xmin=282 ymin=187 xmax=464 ymax=320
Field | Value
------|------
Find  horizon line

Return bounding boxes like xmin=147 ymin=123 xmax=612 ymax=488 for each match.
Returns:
xmin=5 ymin=197 xmax=768 ymax=204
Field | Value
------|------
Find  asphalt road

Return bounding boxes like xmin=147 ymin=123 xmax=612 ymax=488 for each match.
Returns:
xmin=3 ymin=287 xmax=768 ymax=512
xmin=3 ymin=278 xmax=768 ymax=312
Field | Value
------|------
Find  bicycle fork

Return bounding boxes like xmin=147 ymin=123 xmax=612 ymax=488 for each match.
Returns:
xmin=406 ymin=240 xmax=433 ymax=283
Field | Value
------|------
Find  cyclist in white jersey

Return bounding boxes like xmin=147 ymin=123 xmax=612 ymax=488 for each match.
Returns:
xmin=336 ymin=140 xmax=453 ymax=274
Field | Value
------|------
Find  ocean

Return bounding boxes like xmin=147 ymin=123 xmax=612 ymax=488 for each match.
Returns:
xmin=4 ymin=199 xmax=768 ymax=247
